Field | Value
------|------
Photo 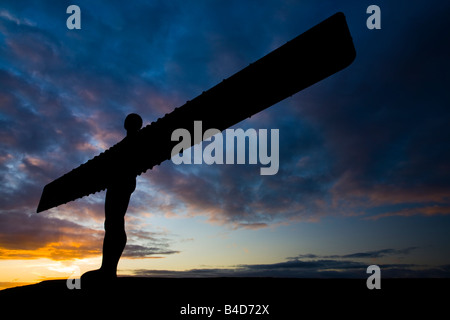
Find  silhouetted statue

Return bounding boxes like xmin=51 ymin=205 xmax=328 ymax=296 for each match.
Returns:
xmin=37 ymin=12 xmax=356 ymax=215
xmin=35 ymin=13 xmax=357 ymax=288
xmin=81 ymin=113 xmax=142 ymax=284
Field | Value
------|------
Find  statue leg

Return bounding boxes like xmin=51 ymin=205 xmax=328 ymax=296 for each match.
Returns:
xmin=100 ymin=186 xmax=131 ymax=277
xmin=81 ymin=179 xmax=135 ymax=285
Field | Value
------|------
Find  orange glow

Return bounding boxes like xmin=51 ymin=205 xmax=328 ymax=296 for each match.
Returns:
xmin=0 ymin=241 xmax=101 ymax=261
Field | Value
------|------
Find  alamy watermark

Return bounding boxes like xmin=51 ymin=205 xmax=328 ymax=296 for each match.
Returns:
xmin=366 ymin=265 xmax=381 ymax=289
xmin=66 ymin=265 xmax=81 ymax=289
xmin=171 ymin=121 xmax=279 ymax=175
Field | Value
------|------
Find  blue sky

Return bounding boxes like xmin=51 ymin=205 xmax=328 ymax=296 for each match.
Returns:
xmin=1 ymin=1 xmax=450 ymax=287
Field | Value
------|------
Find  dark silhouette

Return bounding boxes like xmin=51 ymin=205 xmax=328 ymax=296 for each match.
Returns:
xmin=2 ymin=278 xmax=447 ymax=317
xmin=81 ymin=113 xmax=142 ymax=283
xmin=36 ymin=12 xmax=356 ymax=215
xmin=35 ymin=12 xmax=356 ymax=286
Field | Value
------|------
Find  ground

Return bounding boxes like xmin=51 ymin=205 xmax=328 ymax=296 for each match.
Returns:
xmin=0 ymin=277 xmax=447 ymax=318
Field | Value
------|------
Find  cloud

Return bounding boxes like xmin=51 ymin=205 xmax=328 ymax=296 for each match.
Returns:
xmin=122 ymin=244 xmax=179 ymax=259
xmin=138 ymin=118 xmax=333 ymax=227
xmin=128 ymin=246 xmax=448 ymax=278
xmin=366 ymin=205 xmax=450 ymax=220
xmin=0 ymin=10 xmax=35 ymax=27
xmin=240 ymin=259 xmax=368 ymax=271
xmin=123 ymin=225 xmax=181 ymax=258
xmin=0 ymin=210 xmax=178 ymax=260
xmin=290 ymin=247 xmax=419 ymax=260
xmin=130 ymin=258 xmax=450 ymax=279
xmin=0 ymin=211 xmax=103 ymax=260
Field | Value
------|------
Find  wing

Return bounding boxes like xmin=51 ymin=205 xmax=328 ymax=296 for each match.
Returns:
xmin=37 ymin=12 xmax=356 ymax=213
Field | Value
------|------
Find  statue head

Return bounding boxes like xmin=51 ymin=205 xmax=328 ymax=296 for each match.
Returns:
xmin=124 ymin=113 xmax=142 ymax=135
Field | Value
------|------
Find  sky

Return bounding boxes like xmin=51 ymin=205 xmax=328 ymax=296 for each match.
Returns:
xmin=1 ymin=0 xmax=450 ymax=289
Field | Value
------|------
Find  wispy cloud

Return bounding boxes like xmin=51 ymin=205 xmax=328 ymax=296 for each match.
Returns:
xmin=0 ymin=210 xmax=178 ymax=260
xmin=0 ymin=10 xmax=35 ymax=27
xmin=130 ymin=255 xmax=450 ymax=279
xmin=130 ymin=247 xmax=427 ymax=278
xmin=290 ymin=247 xmax=419 ymax=260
